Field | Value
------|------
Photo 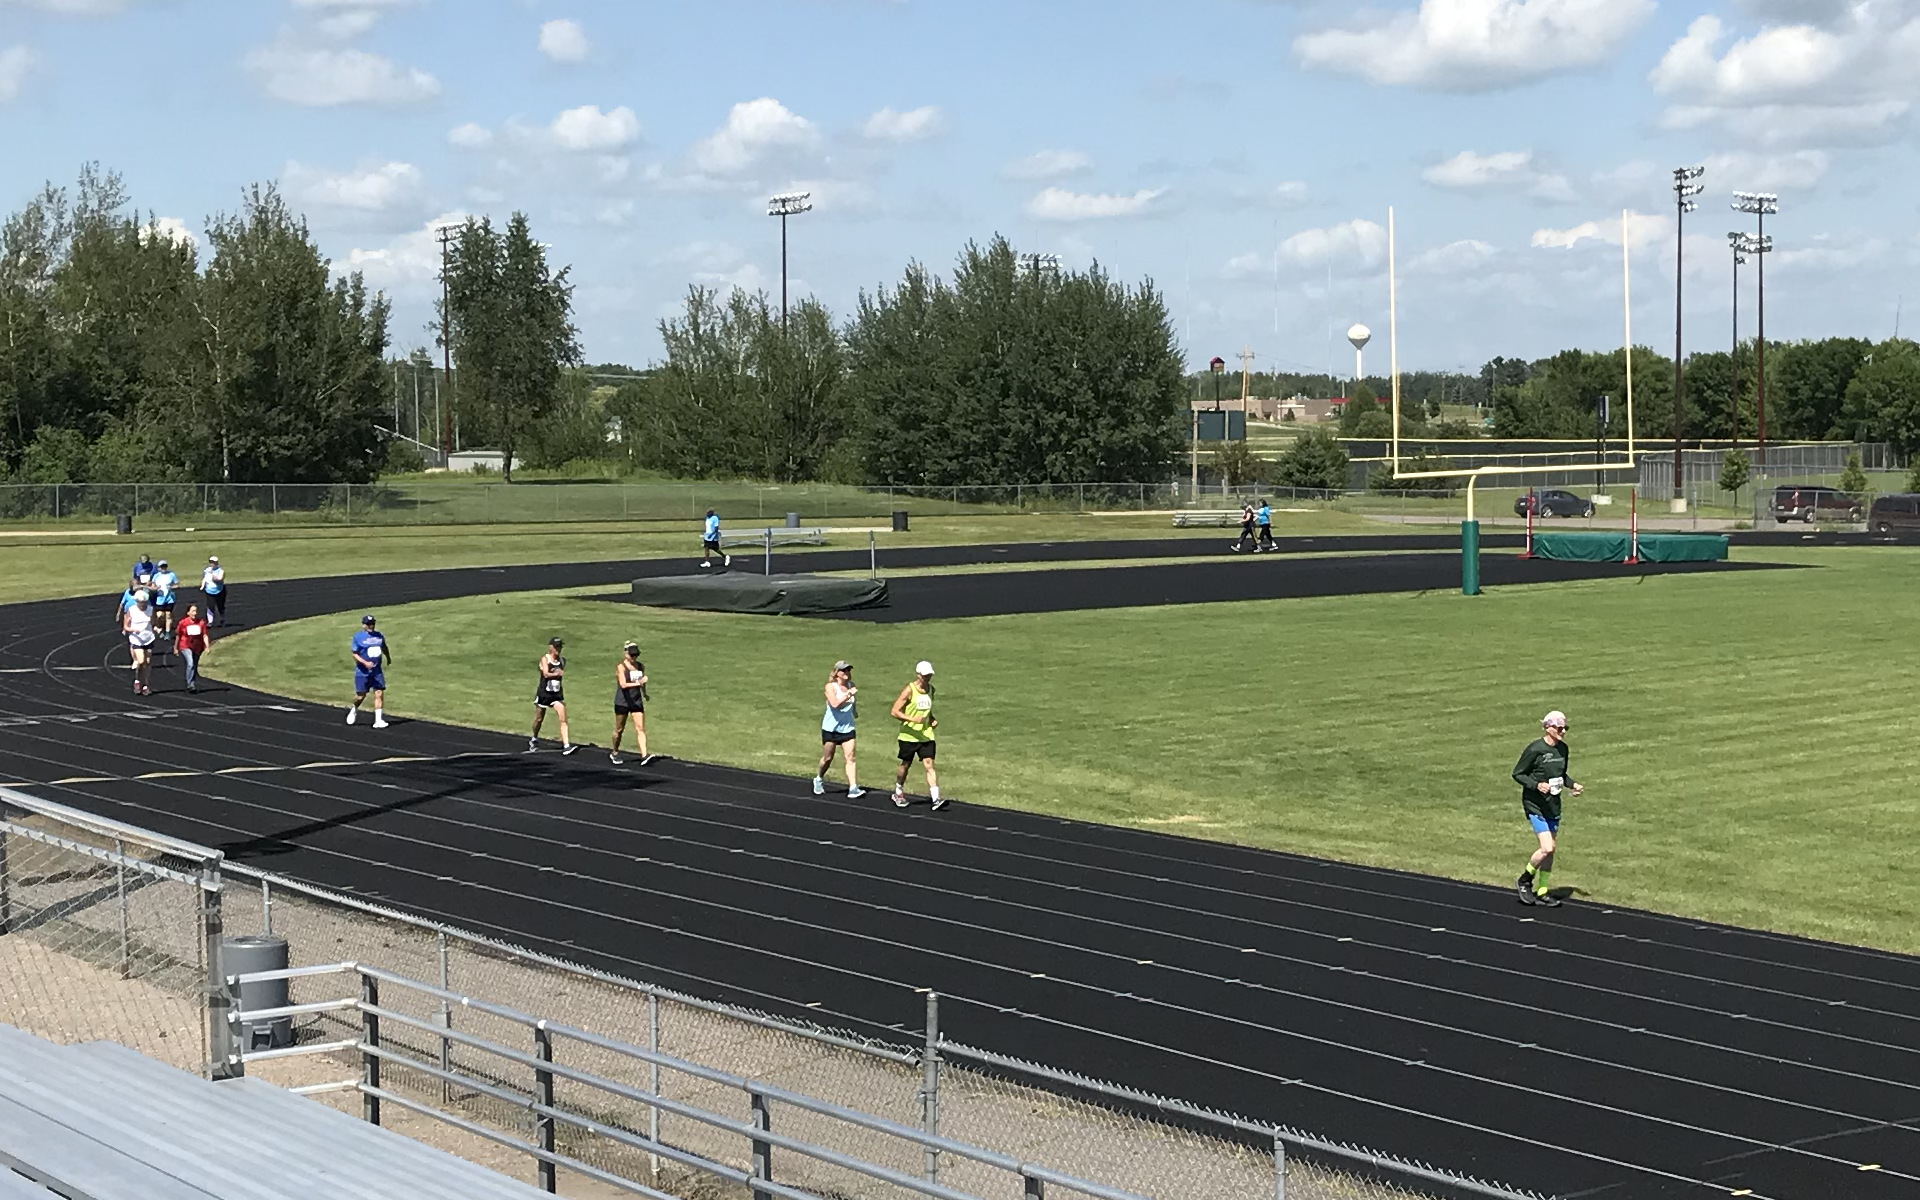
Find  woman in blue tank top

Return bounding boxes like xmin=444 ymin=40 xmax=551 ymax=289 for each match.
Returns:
xmin=812 ymin=660 xmax=863 ymax=798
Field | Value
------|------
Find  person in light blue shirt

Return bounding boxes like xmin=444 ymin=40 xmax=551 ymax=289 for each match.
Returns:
xmin=1254 ymin=499 xmax=1275 ymax=552
xmin=150 ymin=560 xmax=179 ymax=636
xmin=200 ymin=556 xmax=228 ymax=626
xmin=813 ymin=660 xmax=864 ymax=798
xmin=700 ymin=509 xmax=730 ymax=568
xmin=347 ymin=614 xmax=391 ymax=729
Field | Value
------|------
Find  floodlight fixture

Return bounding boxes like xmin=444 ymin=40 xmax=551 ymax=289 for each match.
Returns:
xmin=1669 ymin=165 xmax=1706 ymax=503
xmin=766 ymin=192 xmax=813 ymax=330
xmin=1731 ymin=191 xmax=1780 ymax=454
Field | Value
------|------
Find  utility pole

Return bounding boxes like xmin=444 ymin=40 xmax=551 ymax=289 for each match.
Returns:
xmin=1733 ymin=192 xmax=1777 ymax=464
xmin=1728 ymin=232 xmax=1749 ymax=447
xmin=767 ymin=192 xmax=812 ymax=332
xmin=437 ymin=224 xmax=457 ymax=461
xmin=1239 ymin=345 xmax=1254 ymax=426
xmin=1672 ymin=165 xmax=1704 ymax=511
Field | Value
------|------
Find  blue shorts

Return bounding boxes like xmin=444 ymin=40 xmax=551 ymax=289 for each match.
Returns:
xmin=1528 ymin=812 xmax=1560 ymax=835
xmin=355 ymin=669 xmax=386 ymax=695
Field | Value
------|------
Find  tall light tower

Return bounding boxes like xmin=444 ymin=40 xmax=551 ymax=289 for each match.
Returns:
xmin=1728 ymin=231 xmax=1751 ymax=446
xmin=766 ymin=191 xmax=812 ymax=332
xmin=1732 ymin=191 xmax=1777 ymax=459
xmin=1346 ymin=324 xmax=1372 ymax=386
xmin=1672 ymin=165 xmax=1705 ymax=510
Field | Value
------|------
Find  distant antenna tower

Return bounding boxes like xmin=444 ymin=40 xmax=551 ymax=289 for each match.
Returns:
xmin=1346 ymin=323 xmax=1372 ymax=384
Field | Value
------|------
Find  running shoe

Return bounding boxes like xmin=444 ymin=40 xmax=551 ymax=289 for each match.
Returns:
xmin=1516 ymin=875 xmax=1536 ymax=905
xmin=724 ymin=554 xmax=732 ymax=566
xmin=346 ymin=707 xmax=357 ymax=725
xmin=931 ymin=793 xmax=948 ymax=812
xmin=526 ymin=738 xmax=540 ymax=753
xmin=891 ymin=790 xmax=908 ymax=808
xmin=561 ymin=744 xmax=578 ymax=756
xmin=371 ymin=717 xmax=389 ymax=729
xmin=609 ymin=752 xmax=624 ymax=765
xmin=1534 ymin=891 xmax=1563 ymax=908
xmin=1229 ymin=544 xmax=1240 ymax=552
xmin=639 ymin=754 xmax=658 ymax=766
xmin=700 ymin=562 xmax=711 ymax=569
xmin=847 ymin=786 xmax=865 ymax=799
xmin=812 ymin=776 xmax=825 ymax=795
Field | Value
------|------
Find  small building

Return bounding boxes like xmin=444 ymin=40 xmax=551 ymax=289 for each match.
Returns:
xmin=445 ymin=450 xmax=516 ymax=474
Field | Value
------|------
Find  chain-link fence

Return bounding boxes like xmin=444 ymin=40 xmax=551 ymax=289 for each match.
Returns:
xmin=1 ymin=791 xmax=1538 ymax=1200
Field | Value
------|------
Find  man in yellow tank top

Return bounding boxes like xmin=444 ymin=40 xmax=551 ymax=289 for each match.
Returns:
xmin=889 ymin=660 xmax=944 ymax=810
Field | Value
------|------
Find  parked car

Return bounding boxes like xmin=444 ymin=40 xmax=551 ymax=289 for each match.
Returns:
xmin=1868 ymin=492 xmax=1920 ymax=534
xmin=1514 ymin=489 xmax=1595 ymax=519
xmin=1770 ymin=485 xmax=1863 ymax=524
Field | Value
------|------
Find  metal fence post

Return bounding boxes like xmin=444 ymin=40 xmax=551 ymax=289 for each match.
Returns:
xmin=647 ymin=991 xmax=661 ymax=1183
xmin=261 ymin=877 xmax=272 ymax=935
xmin=271 ymin=483 xmax=278 ymax=518
xmin=534 ymin=1024 xmax=557 ymax=1192
xmin=203 ymin=865 xmax=237 ymax=1080
xmin=114 ymin=837 xmax=130 ymax=979
xmin=437 ymin=930 xmax=452 ymax=1101
xmin=750 ymin=1089 xmax=773 ymax=1200
xmin=920 ymin=992 xmax=941 ymax=1183
xmin=1273 ymin=1134 xmax=1286 ymax=1200
xmin=362 ymin=972 xmax=382 ymax=1125
xmin=1024 ymin=1173 xmax=1045 ymax=1199
xmin=0 ymin=824 xmax=12 ymax=935
xmin=763 ymin=529 xmax=772 ymax=577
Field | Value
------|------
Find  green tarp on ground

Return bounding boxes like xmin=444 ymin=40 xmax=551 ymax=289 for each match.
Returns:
xmin=1528 ymin=531 xmax=1728 ymax=563
xmin=629 ymin=573 xmax=889 ymax=615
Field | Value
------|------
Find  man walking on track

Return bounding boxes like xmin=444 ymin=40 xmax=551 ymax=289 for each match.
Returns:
xmin=173 ymin=604 xmax=210 ymax=693
xmin=201 ymin=556 xmax=228 ymax=626
xmin=1229 ymin=501 xmax=1256 ymax=552
xmin=890 ymin=660 xmax=944 ymax=811
xmin=347 ymin=614 xmax=391 ymax=728
xmin=530 ymin=637 xmax=577 ymax=754
xmin=1514 ymin=710 xmax=1582 ymax=907
xmin=151 ymin=560 xmax=179 ymax=637
xmin=1254 ymin=498 xmax=1276 ymax=551
xmin=814 ymin=660 xmax=864 ymax=798
xmin=610 ymin=642 xmax=654 ymax=765
xmin=701 ymin=509 xmax=730 ymax=569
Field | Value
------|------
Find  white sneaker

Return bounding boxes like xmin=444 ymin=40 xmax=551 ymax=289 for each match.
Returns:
xmin=526 ymin=738 xmax=540 ymax=753
xmin=812 ymin=776 xmax=825 ymax=796
xmin=847 ymin=786 xmax=866 ymax=799
xmin=346 ymin=707 xmax=357 ymax=725
xmin=931 ymin=792 xmax=948 ymax=812
xmin=724 ymin=554 xmax=732 ymax=566
xmin=371 ymin=717 xmax=389 ymax=730
xmin=891 ymin=790 xmax=908 ymax=809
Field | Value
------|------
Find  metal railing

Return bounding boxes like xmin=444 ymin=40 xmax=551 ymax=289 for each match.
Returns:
xmin=232 ymin=961 xmax=1160 ymax=1200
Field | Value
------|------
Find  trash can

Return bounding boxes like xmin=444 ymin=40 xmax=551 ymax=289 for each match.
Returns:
xmin=223 ymin=934 xmax=294 ymax=1051
xmin=891 ymin=510 xmax=909 ymax=532
xmin=785 ymin=512 xmax=800 ymax=528
xmin=114 ymin=513 xmax=133 ymax=536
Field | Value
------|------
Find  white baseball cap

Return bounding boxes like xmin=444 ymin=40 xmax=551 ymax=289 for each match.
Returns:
xmin=1542 ymin=710 xmax=1567 ymax=729
xmin=915 ymin=660 xmax=935 ymax=676
xmin=208 ymin=555 xmax=219 ymax=563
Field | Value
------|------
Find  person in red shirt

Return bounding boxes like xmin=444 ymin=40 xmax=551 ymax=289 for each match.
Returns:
xmin=174 ymin=604 xmax=212 ymax=693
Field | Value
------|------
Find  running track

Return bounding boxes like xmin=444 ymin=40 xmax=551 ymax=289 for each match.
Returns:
xmin=3 ymin=536 xmax=1918 ymax=1199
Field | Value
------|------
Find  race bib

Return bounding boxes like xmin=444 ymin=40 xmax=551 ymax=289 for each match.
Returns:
xmin=913 ymin=694 xmax=931 ymax=712
xmin=366 ymin=645 xmax=382 ymax=660
xmin=544 ymin=678 xmax=560 ymax=693
xmin=1548 ymin=776 xmax=1564 ymax=796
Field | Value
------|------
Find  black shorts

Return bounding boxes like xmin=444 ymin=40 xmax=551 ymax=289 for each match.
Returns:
xmin=897 ymin=739 xmax=935 ymax=764
xmin=703 ymin=538 xmax=721 ymax=555
xmin=536 ymin=686 xmax=565 ymax=709
xmin=614 ymin=694 xmax=644 ymax=715
xmin=822 ymin=729 xmax=856 ymax=745
xmin=154 ymin=600 xmax=175 ymax=612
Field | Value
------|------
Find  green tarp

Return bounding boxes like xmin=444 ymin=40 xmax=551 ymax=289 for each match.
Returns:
xmin=1528 ymin=532 xmax=1728 ymax=563
xmin=629 ymin=573 xmax=889 ymax=615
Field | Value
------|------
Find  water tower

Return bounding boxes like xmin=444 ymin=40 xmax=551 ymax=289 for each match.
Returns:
xmin=1346 ymin=324 xmax=1372 ymax=384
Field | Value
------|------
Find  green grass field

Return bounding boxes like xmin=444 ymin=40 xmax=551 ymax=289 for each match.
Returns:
xmin=205 ymin=544 xmax=1920 ymax=955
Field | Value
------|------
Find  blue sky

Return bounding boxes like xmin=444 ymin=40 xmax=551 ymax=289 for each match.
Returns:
xmin=3 ymin=0 xmax=1916 ymax=374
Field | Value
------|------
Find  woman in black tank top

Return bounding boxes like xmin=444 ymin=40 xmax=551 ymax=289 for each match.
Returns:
xmin=529 ymin=637 xmax=575 ymax=754
xmin=609 ymin=642 xmax=652 ymax=765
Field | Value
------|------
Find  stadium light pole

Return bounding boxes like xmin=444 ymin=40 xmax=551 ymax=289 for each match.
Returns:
xmin=1728 ymin=231 xmax=1750 ymax=447
xmin=766 ymin=192 xmax=812 ymax=333
xmin=1672 ymin=165 xmax=1705 ymax=511
xmin=1732 ymin=192 xmax=1777 ymax=463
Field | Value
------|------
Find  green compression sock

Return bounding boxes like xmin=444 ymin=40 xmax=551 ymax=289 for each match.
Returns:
xmin=1534 ymin=869 xmax=1553 ymax=895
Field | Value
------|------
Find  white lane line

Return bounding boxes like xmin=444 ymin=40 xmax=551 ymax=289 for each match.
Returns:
xmin=0 ymin=704 xmax=300 ymax=730
xmin=14 ymin=752 xmax=513 ymax=788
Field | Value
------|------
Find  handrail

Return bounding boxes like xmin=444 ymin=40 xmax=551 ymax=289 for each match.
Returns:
xmin=0 ymin=787 xmax=223 ymax=866
xmin=231 ymin=962 xmax=1160 ymax=1200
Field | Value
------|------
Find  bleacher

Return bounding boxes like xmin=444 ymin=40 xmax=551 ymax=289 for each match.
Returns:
xmin=718 ymin=526 xmax=827 ymax=548
xmin=0 ymin=1023 xmax=543 ymax=1200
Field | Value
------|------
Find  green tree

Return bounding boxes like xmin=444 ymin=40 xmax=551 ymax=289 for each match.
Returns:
xmin=1274 ymin=428 xmax=1349 ymax=491
xmin=1906 ymin=457 xmax=1920 ymax=492
xmin=1717 ymin=449 xmax=1750 ymax=505
xmin=1838 ymin=339 xmax=1920 ymax=455
xmin=1369 ymin=451 xmax=1457 ymax=494
xmin=1838 ymin=451 xmax=1868 ymax=495
xmin=1209 ymin=438 xmax=1268 ymax=488
xmin=1771 ymin=337 xmax=1868 ymax=440
xmin=1338 ymin=383 xmax=1378 ymax=435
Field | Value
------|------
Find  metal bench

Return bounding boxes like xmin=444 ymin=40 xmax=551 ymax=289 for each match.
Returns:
xmin=1171 ymin=511 xmax=1241 ymax=527
xmin=718 ymin=527 xmax=827 ymax=548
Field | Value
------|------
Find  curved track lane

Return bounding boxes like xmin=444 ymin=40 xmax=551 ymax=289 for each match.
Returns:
xmin=2 ymin=538 xmax=1916 ymax=1200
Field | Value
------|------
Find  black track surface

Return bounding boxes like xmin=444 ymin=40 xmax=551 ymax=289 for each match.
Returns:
xmin=3 ymin=537 xmax=1917 ymax=1200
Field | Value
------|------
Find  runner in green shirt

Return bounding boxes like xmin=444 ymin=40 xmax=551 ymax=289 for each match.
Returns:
xmin=1513 ymin=710 xmax=1583 ymax=907
xmin=889 ymin=660 xmax=945 ymax=811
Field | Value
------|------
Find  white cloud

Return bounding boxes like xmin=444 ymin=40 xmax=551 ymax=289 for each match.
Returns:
xmin=1409 ymin=238 xmax=1497 ymax=274
xmin=340 ymin=212 xmax=465 ymax=290
xmin=1273 ymin=181 xmax=1309 ymax=206
xmin=1003 ymin=149 xmax=1093 ymax=180
xmin=282 ymin=160 xmax=427 ymax=213
xmin=0 ymin=45 xmax=33 ymax=103
xmin=1531 ymin=209 xmax=1670 ymax=251
xmin=1650 ymin=8 xmax=1920 ymax=144
xmin=316 ymin=10 xmax=379 ymax=39
xmin=1295 ymin=0 xmax=1656 ymax=91
xmin=244 ymin=42 xmax=440 ymax=106
xmin=139 ymin=216 xmax=196 ymax=250
xmin=539 ymin=18 xmax=590 ymax=63
xmin=447 ymin=122 xmax=492 ymax=148
xmin=1278 ymin=219 xmax=1387 ymax=268
xmin=1027 ymin=186 xmax=1165 ymax=221
xmin=1772 ymin=231 xmax=1890 ymax=273
xmin=1701 ymin=148 xmax=1829 ymax=191
xmin=691 ymin=98 xmax=819 ymax=176
xmin=0 ymin=0 xmax=134 ymax=13
xmin=549 ymin=105 xmax=642 ymax=152
xmin=664 ymin=240 xmax=773 ymax=294
xmin=1422 ymin=149 xmax=1574 ymax=201
xmin=862 ymin=105 xmax=941 ymax=142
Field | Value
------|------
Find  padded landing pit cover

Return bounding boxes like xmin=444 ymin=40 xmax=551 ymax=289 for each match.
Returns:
xmin=1529 ymin=531 xmax=1728 ymax=563
xmin=630 ymin=573 xmax=889 ymax=615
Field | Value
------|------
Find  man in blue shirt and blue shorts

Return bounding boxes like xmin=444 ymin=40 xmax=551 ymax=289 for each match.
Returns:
xmin=348 ymin=615 xmax=392 ymax=729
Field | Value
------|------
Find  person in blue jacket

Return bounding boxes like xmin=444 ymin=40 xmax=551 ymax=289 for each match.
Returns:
xmin=132 ymin=554 xmax=155 ymax=586
xmin=347 ymin=614 xmax=392 ymax=729
xmin=1254 ymin=499 xmax=1276 ymax=552
xmin=700 ymin=509 xmax=730 ymax=569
